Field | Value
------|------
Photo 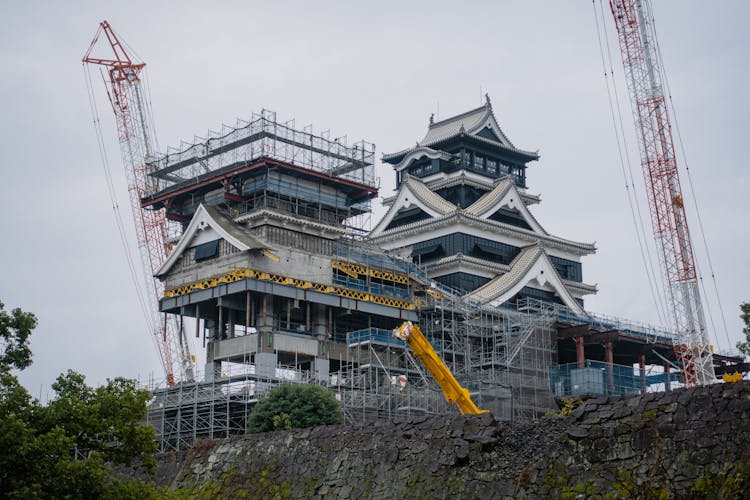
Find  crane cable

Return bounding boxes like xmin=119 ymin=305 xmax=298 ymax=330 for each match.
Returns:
xmin=104 ymin=24 xmax=198 ymax=372
xmin=83 ymin=63 xmax=169 ymax=373
xmin=591 ymin=0 xmax=671 ymax=328
xmin=647 ymin=4 xmax=732 ymax=352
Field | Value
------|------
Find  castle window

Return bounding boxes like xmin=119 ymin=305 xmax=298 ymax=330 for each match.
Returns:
xmin=194 ymin=239 xmax=220 ymax=262
xmin=487 ymin=159 xmax=498 ymax=175
xmin=473 ymin=155 xmax=484 ymax=170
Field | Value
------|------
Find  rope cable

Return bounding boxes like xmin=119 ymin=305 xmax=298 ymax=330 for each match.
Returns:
xmin=648 ymin=3 xmax=732 ymax=351
xmin=592 ymin=0 xmax=670 ymax=327
xmin=83 ymin=63 xmax=168 ymax=371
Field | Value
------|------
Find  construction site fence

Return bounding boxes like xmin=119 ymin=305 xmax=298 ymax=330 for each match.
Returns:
xmin=548 ymin=360 xmax=680 ymax=399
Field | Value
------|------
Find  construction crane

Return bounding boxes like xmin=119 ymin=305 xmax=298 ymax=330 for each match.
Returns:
xmin=608 ymin=0 xmax=714 ymax=385
xmin=393 ymin=321 xmax=488 ymax=415
xmin=83 ymin=21 xmax=194 ymax=386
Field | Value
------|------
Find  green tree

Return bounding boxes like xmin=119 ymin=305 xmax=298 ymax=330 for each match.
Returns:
xmin=737 ymin=302 xmax=750 ymax=358
xmin=0 ymin=301 xmax=37 ymax=370
xmin=0 ymin=300 xmax=166 ymax=498
xmin=247 ymin=383 xmax=344 ymax=433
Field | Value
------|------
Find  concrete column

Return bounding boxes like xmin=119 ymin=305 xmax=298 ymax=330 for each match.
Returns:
xmin=217 ymin=304 xmax=223 ymax=340
xmin=204 ymin=321 xmax=221 ymax=382
xmin=575 ymin=336 xmax=585 ymax=368
xmin=639 ymin=353 xmax=647 ymax=393
xmin=605 ymin=341 xmax=615 ymax=394
xmin=664 ymin=362 xmax=672 ymax=392
xmin=227 ymin=309 xmax=235 ymax=339
xmin=313 ymin=303 xmax=327 ymax=341
xmin=257 ymin=294 xmax=274 ymax=334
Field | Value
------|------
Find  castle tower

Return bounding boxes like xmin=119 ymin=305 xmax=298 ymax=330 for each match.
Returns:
xmin=369 ymin=97 xmax=597 ymax=311
xmin=141 ymin=111 xmax=420 ymax=392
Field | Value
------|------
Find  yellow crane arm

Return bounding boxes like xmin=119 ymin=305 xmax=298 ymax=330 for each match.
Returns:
xmin=393 ymin=321 xmax=488 ymax=415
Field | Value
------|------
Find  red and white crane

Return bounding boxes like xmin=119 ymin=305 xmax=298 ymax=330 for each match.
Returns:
xmin=608 ymin=0 xmax=714 ymax=385
xmin=83 ymin=21 xmax=193 ymax=386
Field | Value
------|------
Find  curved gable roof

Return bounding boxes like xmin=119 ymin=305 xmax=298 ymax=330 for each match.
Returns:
xmin=464 ymin=244 xmax=584 ymax=313
xmin=391 ymin=146 xmax=453 ymax=173
xmin=383 ymin=97 xmax=538 ymax=163
xmin=370 ymin=175 xmax=457 ymax=237
xmin=465 ymin=177 xmax=547 ymax=235
xmin=155 ymin=204 xmax=269 ymax=277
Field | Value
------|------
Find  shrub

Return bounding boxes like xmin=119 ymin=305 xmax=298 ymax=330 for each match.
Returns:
xmin=247 ymin=384 xmax=343 ymax=433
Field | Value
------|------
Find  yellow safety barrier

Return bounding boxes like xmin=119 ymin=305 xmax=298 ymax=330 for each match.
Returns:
xmin=164 ymin=266 xmax=415 ymax=310
xmin=331 ymin=261 xmax=410 ymax=285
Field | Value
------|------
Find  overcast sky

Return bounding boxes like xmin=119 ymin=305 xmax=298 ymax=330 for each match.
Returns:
xmin=1 ymin=1 xmax=748 ymax=396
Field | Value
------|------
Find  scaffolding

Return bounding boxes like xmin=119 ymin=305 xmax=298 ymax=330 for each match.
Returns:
xmin=145 ymin=109 xmax=377 ymax=234
xmin=144 ymin=289 xmax=691 ymax=452
xmin=145 ymin=359 xmax=313 ymax=453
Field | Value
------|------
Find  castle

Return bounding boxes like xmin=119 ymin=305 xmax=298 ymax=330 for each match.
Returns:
xmin=141 ymin=103 xmax=733 ymax=452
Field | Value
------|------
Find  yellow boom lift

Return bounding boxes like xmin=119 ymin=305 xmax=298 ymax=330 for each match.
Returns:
xmin=393 ymin=321 xmax=488 ymax=415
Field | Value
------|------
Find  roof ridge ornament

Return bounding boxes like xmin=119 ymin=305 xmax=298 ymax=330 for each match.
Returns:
xmin=485 ymin=93 xmax=492 ymax=108
xmin=429 ymin=113 xmax=435 ymax=125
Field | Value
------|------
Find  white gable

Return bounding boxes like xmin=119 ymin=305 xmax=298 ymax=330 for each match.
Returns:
xmin=156 ymin=204 xmax=267 ymax=277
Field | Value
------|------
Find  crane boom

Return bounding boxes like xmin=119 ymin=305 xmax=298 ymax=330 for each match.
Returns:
xmin=393 ymin=321 xmax=487 ymax=415
xmin=83 ymin=21 xmax=194 ymax=385
xmin=608 ymin=0 xmax=714 ymax=385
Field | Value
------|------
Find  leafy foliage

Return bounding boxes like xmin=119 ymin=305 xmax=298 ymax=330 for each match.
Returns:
xmin=247 ymin=383 xmax=344 ymax=433
xmin=0 ymin=299 xmax=163 ymax=498
xmin=557 ymin=397 xmax=584 ymax=416
xmin=736 ymin=302 xmax=750 ymax=358
xmin=0 ymin=301 xmax=37 ymax=370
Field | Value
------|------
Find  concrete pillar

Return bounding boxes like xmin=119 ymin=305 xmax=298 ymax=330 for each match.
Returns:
xmin=575 ymin=336 xmax=585 ymax=368
xmin=639 ymin=353 xmax=647 ymax=393
xmin=605 ymin=341 xmax=615 ymax=394
xmin=257 ymin=294 xmax=274 ymax=334
xmin=313 ymin=303 xmax=327 ymax=341
xmin=664 ymin=362 xmax=672 ymax=392
xmin=217 ymin=304 xmax=223 ymax=340
xmin=227 ymin=309 xmax=235 ymax=339
xmin=204 ymin=327 xmax=221 ymax=383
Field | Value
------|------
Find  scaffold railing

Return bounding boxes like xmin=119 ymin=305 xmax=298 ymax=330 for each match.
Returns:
xmin=513 ymin=298 xmax=677 ymax=345
xmin=147 ymin=109 xmax=376 ymax=188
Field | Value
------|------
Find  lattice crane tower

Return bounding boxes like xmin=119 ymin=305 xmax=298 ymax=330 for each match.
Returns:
xmin=608 ymin=0 xmax=714 ymax=385
xmin=83 ymin=21 xmax=194 ymax=386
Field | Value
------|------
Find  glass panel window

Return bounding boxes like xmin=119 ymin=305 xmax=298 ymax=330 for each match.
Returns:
xmin=487 ymin=159 xmax=497 ymax=175
xmin=473 ymin=155 xmax=483 ymax=170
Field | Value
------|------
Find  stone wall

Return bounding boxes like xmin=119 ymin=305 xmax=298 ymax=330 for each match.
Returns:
xmin=149 ymin=381 xmax=750 ymax=498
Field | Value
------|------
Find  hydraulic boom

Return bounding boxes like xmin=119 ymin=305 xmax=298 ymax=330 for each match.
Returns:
xmin=393 ymin=321 xmax=487 ymax=415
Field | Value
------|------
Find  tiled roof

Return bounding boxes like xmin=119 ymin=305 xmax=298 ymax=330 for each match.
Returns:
xmin=464 ymin=177 xmax=514 ymax=217
xmin=425 ymin=172 xmax=496 ymax=192
xmin=390 ymin=146 xmax=454 ymax=173
xmin=464 ymin=244 xmax=586 ymax=313
xmin=466 ymin=245 xmax=543 ymax=303
xmin=205 ymin=205 xmax=268 ymax=250
xmin=369 ymin=210 xmax=595 ymax=255
xmin=402 ymin=175 xmax=457 ymax=215
xmin=424 ymin=253 xmax=596 ymax=297
xmin=156 ymin=204 xmax=270 ymax=276
xmin=383 ymin=98 xmax=538 ymax=162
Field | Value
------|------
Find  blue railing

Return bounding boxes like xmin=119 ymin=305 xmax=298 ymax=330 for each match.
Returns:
xmin=347 ymin=328 xmax=403 ymax=347
xmin=549 ymin=360 xmax=680 ymax=398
